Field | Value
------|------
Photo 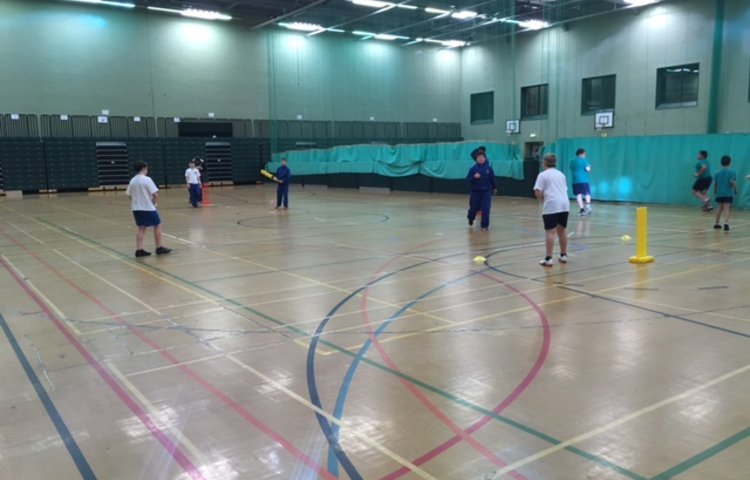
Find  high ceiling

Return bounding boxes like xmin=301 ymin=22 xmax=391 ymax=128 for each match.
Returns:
xmin=126 ymin=0 xmax=658 ymax=45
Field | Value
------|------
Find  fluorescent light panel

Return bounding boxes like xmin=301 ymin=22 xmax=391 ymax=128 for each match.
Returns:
xmin=146 ymin=6 xmax=231 ymax=21
xmin=624 ymin=0 xmax=658 ymax=6
xmin=66 ymin=0 xmax=135 ymax=7
xmin=518 ymin=19 xmax=549 ymax=30
xmin=425 ymin=7 xmax=450 ymax=15
xmin=451 ymin=10 xmax=477 ymax=20
xmin=351 ymin=0 xmax=392 ymax=8
xmin=280 ymin=22 xmax=324 ymax=31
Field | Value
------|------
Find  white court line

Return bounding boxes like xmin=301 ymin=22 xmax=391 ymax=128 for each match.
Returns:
xmin=2 ymin=254 xmax=81 ymax=335
xmin=163 ymin=233 xmax=196 ymax=245
xmin=6 ymin=220 xmax=45 ymax=244
xmin=225 ymin=354 xmax=438 ymax=480
xmin=54 ymin=249 xmax=162 ymax=315
xmin=106 ymin=362 xmax=219 ymax=478
xmin=491 ymin=362 xmax=750 ymax=477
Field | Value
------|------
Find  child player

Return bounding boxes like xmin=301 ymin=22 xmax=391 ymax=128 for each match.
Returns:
xmin=713 ymin=155 xmax=737 ymax=231
xmin=185 ymin=159 xmax=202 ymax=208
xmin=692 ymin=150 xmax=713 ymax=212
xmin=126 ymin=161 xmax=171 ymax=258
xmin=466 ymin=150 xmax=497 ymax=231
xmin=570 ymin=148 xmax=592 ymax=216
xmin=275 ymin=158 xmax=291 ymax=209
xmin=534 ymin=153 xmax=570 ymax=266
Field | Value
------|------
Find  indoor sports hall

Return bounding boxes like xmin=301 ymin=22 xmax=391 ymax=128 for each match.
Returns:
xmin=0 ymin=1 xmax=748 ymax=479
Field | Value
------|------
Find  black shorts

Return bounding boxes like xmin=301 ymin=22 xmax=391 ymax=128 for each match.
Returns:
xmin=572 ymin=183 xmax=591 ymax=196
xmin=542 ymin=212 xmax=569 ymax=230
xmin=692 ymin=177 xmax=712 ymax=192
xmin=716 ymin=196 xmax=733 ymax=204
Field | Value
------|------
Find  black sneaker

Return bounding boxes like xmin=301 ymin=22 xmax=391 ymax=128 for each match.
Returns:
xmin=135 ymin=249 xmax=151 ymax=257
xmin=155 ymin=246 xmax=172 ymax=255
xmin=714 ymin=224 xmax=722 ymax=229
xmin=468 ymin=218 xmax=474 ymax=226
xmin=724 ymin=224 xmax=729 ymax=231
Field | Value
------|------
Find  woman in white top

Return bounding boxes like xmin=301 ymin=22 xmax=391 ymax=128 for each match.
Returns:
xmin=533 ymin=153 xmax=570 ymax=267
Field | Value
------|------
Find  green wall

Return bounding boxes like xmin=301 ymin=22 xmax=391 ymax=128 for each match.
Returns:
xmin=461 ymin=0 xmax=750 ymax=143
xmin=0 ymin=0 xmax=460 ymax=123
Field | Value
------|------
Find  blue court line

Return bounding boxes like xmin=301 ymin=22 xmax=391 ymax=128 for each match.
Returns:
xmin=0 ymin=313 xmax=97 ymax=480
xmin=327 ymin=272 xmax=476 ymax=474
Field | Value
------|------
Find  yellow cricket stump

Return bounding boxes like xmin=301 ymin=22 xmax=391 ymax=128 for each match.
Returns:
xmin=629 ymin=206 xmax=654 ymax=264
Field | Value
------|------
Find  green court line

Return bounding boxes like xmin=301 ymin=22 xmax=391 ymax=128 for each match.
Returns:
xmin=37 ymin=217 xmax=646 ymax=480
xmin=650 ymin=426 xmax=750 ymax=480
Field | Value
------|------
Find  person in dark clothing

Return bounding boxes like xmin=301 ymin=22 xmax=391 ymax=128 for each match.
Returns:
xmin=275 ymin=158 xmax=292 ymax=209
xmin=466 ymin=152 xmax=497 ymax=230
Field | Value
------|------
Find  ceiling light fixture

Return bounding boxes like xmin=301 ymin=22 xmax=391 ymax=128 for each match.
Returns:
xmin=425 ymin=7 xmax=450 ymax=15
xmin=66 ymin=0 xmax=135 ymax=8
xmin=280 ymin=22 xmax=325 ymax=32
xmin=451 ymin=10 xmax=478 ymax=20
xmin=518 ymin=19 xmax=550 ymax=30
xmin=182 ymin=9 xmax=232 ymax=21
xmin=351 ymin=0 xmax=392 ymax=8
xmin=624 ymin=0 xmax=658 ymax=6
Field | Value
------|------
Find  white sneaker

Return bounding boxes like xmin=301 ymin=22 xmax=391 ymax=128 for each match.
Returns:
xmin=539 ymin=257 xmax=553 ymax=267
xmin=559 ymin=254 xmax=568 ymax=263
xmin=585 ymin=204 xmax=592 ymax=215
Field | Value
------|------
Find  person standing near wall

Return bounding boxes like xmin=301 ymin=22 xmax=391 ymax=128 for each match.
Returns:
xmin=185 ymin=159 xmax=202 ymax=208
xmin=570 ymin=148 xmax=592 ymax=217
xmin=275 ymin=158 xmax=291 ymax=209
xmin=692 ymin=150 xmax=713 ymax=212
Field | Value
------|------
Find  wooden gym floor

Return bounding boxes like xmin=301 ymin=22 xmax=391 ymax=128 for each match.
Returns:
xmin=0 ymin=185 xmax=748 ymax=480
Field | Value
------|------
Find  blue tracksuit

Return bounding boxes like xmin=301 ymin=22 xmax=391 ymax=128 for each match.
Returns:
xmin=466 ymin=163 xmax=496 ymax=228
xmin=275 ymin=165 xmax=291 ymax=208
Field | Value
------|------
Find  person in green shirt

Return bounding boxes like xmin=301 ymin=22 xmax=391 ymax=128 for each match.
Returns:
xmin=713 ymin=155 xmax=737 ymax=231
xmin=569 ymin=148 xmax=592 ymax=216
xmin=691 ymin=150 xmax=713 ymax=211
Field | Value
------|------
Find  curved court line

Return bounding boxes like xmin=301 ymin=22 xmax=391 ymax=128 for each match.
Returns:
xmin=22 ymin=213 xmax=644 ymax=479
xmin=376 ymin=269 xmax=550 ymax=480
xmin=0 ymin=257 xmax=205 ymax=480
xmin=0 ymin=230 xmax=335 ymax=480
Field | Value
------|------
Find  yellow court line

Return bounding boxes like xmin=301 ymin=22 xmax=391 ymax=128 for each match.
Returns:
xmin=2 ymin=254 xmax=82 ymax=335
xmin=54 ymin=249 xmax=162 ymax=315
xmin=106 ymin=361 xmax=218 ymax=477
xmin=224 ymin=354 xmax=438 ymax=480
xmin=334 ymin=252 xmax=750 ymax=353
xmin=491 ymin=362 xmax=750 ymax=477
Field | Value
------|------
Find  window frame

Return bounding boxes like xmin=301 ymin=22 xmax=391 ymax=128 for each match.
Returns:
xmin=581 ymin=74 xmax=616 ymax=115
xmin=470 ymin=91 xmax=494 ymax=125
xmin=656 ymin=63 xmax=700 ymax=109
xmin=521 ymin=83 xmax=549 ymax=119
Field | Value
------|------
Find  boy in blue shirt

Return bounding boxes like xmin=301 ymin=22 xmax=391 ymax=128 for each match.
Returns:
xmin=569 ymin=148 xmax=592 ymax=216
xmin=713 ymin=155 xmax=737 ymax=231
xmin=692 ymin=150 xmax=713 ymax=212
xmin=466 ymin=151 xmax=497 ymax=230
xmin=275 ymin=158 xmax=292 ymax=209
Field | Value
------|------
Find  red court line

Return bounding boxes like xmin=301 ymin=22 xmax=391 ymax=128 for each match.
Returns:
xmin=367 ymin=266 xmax=550 ymax=480
xmin=0 ymin=229 xmax=336 ymax=480
xmin=0 ymin=256 xmax=206 ymax=480
xmin=346 ymin=243 xmax=525 ymax=479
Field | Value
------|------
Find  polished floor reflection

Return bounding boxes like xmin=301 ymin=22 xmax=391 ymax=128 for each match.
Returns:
xmin=1 ymin=185 xmax=748 ymax=480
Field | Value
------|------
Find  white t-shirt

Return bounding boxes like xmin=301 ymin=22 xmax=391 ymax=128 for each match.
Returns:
xmin=185 ymin=167 xmax=201 ymax=185
xmin=533 ymin=167 xmax=570 ymax=215
xmin=126 ymin=174 xmax=158 ymax=211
